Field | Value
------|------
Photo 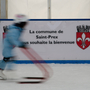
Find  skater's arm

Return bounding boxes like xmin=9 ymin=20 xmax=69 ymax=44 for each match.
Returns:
xmin=8 ymin=29 xmax=24 ymax=47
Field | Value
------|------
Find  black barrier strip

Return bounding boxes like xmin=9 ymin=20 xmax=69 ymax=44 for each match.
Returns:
xmin=18 ymin=77 xmax=46 ymax=84
xmin=0 ymin=19 xmax=90 ymax=21
xmin=18 ymin=81 xmax=43 ymax=84
xmin=14 ymin=60 xmax=90 ymax=64
xmin=23 ymin=77 xmax=45 ymax=79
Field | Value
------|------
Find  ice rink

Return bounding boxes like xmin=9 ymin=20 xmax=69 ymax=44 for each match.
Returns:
xmin=0 ymin=64 xmax=90 ymax=90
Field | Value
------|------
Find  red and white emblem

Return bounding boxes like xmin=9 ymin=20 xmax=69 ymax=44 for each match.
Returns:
xmin=76 ymin=32 xmax=90 ymax=50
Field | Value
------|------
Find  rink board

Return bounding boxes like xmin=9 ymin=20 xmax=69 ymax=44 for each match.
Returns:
xmin=0 ymin=19 xmax=90 ymax=64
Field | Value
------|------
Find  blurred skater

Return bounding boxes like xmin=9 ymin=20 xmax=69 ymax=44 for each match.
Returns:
xmin=0 ymin=14 xmax=28 ymax=80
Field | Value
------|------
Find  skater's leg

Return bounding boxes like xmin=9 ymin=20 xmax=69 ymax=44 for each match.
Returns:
xmin=0 ymin=59 xmax=7 ymax=79
xmin=0 ymin=57 xmax=10 ymax=70
xmin=6 ymin=57 xmax=16 ymax=71
xmin=0 ymin=57 xmax=14 ymax=80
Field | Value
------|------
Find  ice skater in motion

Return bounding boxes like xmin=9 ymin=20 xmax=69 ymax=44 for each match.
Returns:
xmin=0 ymin=14 xmax=28 ymax=80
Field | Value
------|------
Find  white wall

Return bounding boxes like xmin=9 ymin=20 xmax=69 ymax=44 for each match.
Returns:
xmin=8 ymin=0 xmax=47 ymax=19
xmin=1 ymin=0 xmax=7 ymax=19
xmin=51 ymin=0 xmax=90 ymax=19
xmin=7 ymin=0 xmax=90 ymax=19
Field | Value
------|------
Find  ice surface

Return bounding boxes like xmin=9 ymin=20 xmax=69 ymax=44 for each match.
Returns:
xmin=0 ymin=64 xmax=90 ymax=90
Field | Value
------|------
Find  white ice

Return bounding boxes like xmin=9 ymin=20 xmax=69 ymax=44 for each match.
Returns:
xmin=0 ymin=64 xmax=90 ymax=90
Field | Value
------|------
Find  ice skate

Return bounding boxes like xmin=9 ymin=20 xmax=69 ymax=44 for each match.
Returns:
xmin=0 ymin=69 xmax=7 ymax=80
